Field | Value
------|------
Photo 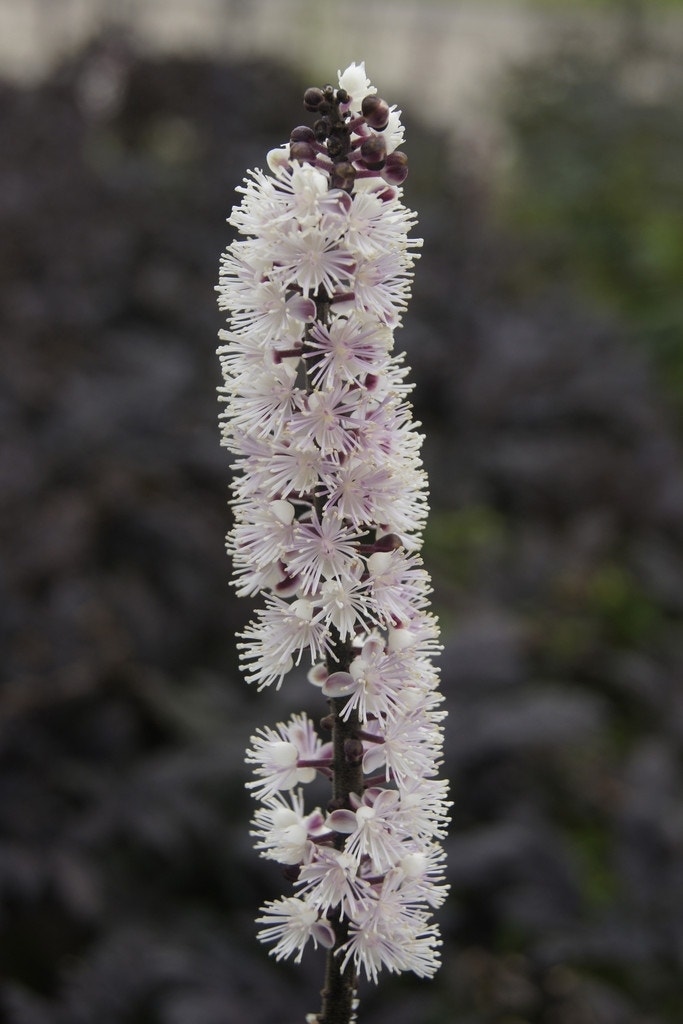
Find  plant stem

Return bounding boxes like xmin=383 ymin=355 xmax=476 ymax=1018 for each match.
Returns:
xmin=318 ymin=634 xmax=363 ymax=1024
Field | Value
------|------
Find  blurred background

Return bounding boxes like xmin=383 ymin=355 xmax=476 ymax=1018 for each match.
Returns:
xmin=2 ymin=1 xmax=683 ymax=1022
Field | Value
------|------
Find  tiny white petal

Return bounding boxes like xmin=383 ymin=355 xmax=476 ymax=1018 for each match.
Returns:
xmin=326 ymin=808 xmax=358 ymax=834
xmin=266 ymin=146 xmax=290 ymax=173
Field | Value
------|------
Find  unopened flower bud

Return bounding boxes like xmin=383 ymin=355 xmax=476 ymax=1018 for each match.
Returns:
xmin=304 ymin=87 xmax=325 ymax=111
xmin=361 ymin=95 xmax=390 ymax=130
xmin=290 ymin=140 xmax=317 ymax=164
xmin=290 ymin=125 xmax=316 ymax=143
xmin=382 ymin=150 xmax=409 ymax=184
xmin=360 ymin=133 xmax=387 ymax=170
xmin=331 ymin=160 xmax=356 ymax=191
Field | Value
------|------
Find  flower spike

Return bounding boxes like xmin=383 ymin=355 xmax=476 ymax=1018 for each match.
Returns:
xmin=217 ymin=61 xmax=450 ymax=1024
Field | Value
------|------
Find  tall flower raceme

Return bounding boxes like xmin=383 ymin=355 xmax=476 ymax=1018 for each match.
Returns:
xmin=216 ymin=62 xmax=450 ymax=1024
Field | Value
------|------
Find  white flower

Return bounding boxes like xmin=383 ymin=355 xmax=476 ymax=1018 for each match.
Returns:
xmin=284 ymin=509 xmax=363 ymax=595
xmin=245 ymin=712 xmax=329 ymax=799
xmin=395 ymin=777 xmax=452 ymax=841
xmin=296 ymin=847 xmax=372 ymax=917
xmin=338 ymin=881 xmax=442 ymax=982
xmin=228 ymin=498 xmax=295 ymax=572
xmin=273 ymin=232 xmax=357 ymax=296
xmin=256 ymin=896 xmax=335 ymax=963
xmin=394 ymin=844 xmax=450 ymax=909
xmin=319 ymin=572 xmax=372 ymax=641
xmin=366 ymin=549 xmax=431 ymax=625
xmin=362 ymin=707 xmax=445 ymax=787
xmin=238 ymin=596 xmax=332 ymax=689
xmin=326 ymin=787 xmax=405 ymax=873
xmin=343 ymin=185 xmax=415 ymax=258
xmin=302 ymin=315 xmax=391 ymax=390
xmin=289 ymin=384 xmax=362 ymax=455
xmin=251 ymin=789 xmax=326 ymax=865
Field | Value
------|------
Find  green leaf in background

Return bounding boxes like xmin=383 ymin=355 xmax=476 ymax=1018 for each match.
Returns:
xmin=498 ymin=20 xmax=683 ymax=418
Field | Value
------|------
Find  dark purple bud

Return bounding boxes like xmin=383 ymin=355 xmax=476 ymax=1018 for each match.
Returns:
xmin=320 ymin=714 xmax=334 ymax=732
xmin=304 ymin=87 xmax=325 ymax=111
xmin=360 ymin=133 xmax=387 ymax=170
xmin=336 ymin=88 xmax=350 ymax=104
xmin=289 ymin=140 xmax=316 ymax=163
xmin=290 ymin=125 xmax=316 ymax=143
xmin=382 ymin=151 xmax=409 ymax=184
xmin=323 ymin=84 xmax=335 ymax=101
xmin=331 ymin=160 xmax=356 ymax=191
xmin=361 ymin=95 xmax=390 ymax=130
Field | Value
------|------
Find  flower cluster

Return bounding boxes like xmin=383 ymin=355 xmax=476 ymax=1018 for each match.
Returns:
xmin=217 ymin=62 xmax=449 ymax=995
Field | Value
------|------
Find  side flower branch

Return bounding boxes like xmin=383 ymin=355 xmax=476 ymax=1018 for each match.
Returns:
xmin=217 ymin=62 xmax=450 ymax=1024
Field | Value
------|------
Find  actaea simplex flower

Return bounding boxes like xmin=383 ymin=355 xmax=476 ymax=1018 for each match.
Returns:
xmin=217 ymin=62 xmax=450 ymax=1024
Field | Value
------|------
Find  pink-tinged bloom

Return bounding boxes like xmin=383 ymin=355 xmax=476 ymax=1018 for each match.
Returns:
xmin=326 ymin=788 xmax=406 ymax=873
xmin=251 ymin=789 xmax=327 ymax=866
xmin=296 ymin=847 xmax=373 ymax=918
xmin=338 ymin=889 xmax=442 ymax=982
xmin=217 ymin=61 xmax=450 ymax=1003
xmin=245 ymin=713 xmax=330 ymax=799
xmin=285 ymin=509 xmax=363 ymax=595
xmin=256 ymin=896 xmax=335 ymax=963
xmin=303 ymin=317 xmax=391 ymax=389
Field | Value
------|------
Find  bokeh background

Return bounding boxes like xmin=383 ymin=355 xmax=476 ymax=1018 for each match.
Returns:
xmin=2 ymin=1 xmax=683 ymax=1022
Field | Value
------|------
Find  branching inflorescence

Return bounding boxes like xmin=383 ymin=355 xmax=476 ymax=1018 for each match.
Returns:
xmin=217 ymin=62 xmax=450 ymax=1024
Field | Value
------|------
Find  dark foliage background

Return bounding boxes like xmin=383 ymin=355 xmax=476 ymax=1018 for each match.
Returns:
xmin=2 ymin=23 xmax=683 ymax=1024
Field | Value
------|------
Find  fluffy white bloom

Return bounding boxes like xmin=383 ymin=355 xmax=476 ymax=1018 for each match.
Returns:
xmin=256 ymin=896 xmax=335 ymax=963
xmin=251 ymin=789 xmax=327 ymax=865
xmin=326 ymin=787 xmax=406 ymax=873
xmin=296 ymin=847 xmax=372 ymax=917
xmin=238 ymin=596 xmax=332 ymax=688
xmin=218 ymin=62 xmax=449 ymax=993
xmin=338 ymin=878 xmax=442 ymax=982
xmin=323 ymin=635 xmax=407 ymax=722
xmin=303 ymin=315 xmax=391 ymax=389
xmin=285 ymin=509 xmax=362 ymax=594
xmin=245 ymin=713 xmax=330 ymax=799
